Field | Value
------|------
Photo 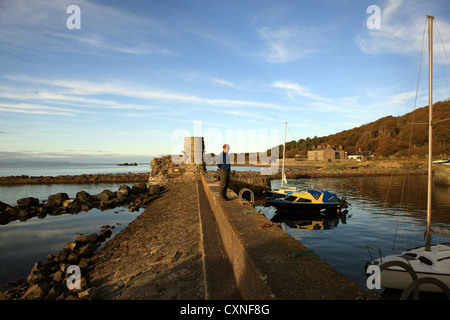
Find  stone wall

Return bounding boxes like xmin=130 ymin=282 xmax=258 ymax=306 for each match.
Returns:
xmin=149 ymin=155 xmax=206 ymax=186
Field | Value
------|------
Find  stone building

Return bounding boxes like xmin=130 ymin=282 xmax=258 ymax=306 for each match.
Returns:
xmin=307 ymin=145 xmax=347 ymax=161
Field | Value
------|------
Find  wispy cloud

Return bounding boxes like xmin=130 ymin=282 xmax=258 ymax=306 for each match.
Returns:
xmin=0 ymin=102 xmax=88 ymax=117
xmin=4 ymin=75 xmax=294 ymax=111
xmin=0 ymin=0 xmax=173 ymax=56
xmin=213 ymin=78 xmax=239 ymax=89
xmin=270 ymin=79 xmax=423 ymax=120
xmin=257 ymin=26 xmax=317 ymax=63
xmin=356 ymin=0 xmax=450 ymax=56
xmin=271 ymin=81 xmax=327 ymax=101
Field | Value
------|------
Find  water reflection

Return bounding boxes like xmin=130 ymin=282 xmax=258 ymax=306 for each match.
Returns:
xmin=0 ymin=205 xmax=140 ymax=290
xmin=279 ymin=217 xmax=343 ymax=231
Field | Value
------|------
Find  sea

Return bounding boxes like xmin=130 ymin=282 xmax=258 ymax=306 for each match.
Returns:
xmin=1 ymin=162 xmax=450 ymax=299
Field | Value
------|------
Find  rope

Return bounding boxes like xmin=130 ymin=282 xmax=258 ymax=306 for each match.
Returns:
xmin=243 ymin=209 xmax=264 ymax=214
xmin=435 ymin=20 xmax=450 ymax=99
xmin=392 ymin=17 xmax=426 ymax=252
xmin=257 ymin=222 xmax=279 ymax=229
xmin=288 ymin=249 xmax=319 ymax=258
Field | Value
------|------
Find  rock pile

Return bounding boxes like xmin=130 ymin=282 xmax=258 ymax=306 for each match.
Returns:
xmin=0 ymin=172 xmax=149 ymax=185
xmin=0 ymin=228 xmax=113 ymax=300
xmin=150 ymin=155 xmax=206 ymax=184
xmin=0 ymin=183 xmax=162 ymax=225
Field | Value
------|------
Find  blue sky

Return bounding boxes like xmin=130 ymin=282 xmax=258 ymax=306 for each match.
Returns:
xmin=0 ymin=0 xmax=449 ymax=163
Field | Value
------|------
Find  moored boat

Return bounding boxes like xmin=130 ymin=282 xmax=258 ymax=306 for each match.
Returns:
xmin=268 ymin=189 xmax=348 ymax=215
xmin=370 ymin=243 xmax=450 ymax=293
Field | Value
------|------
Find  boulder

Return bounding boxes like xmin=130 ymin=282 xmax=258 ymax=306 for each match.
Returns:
xmin=99 ymin=228 xmax=112 ymax=240
xmin=22 ymin=281 xmax=50 ymax=299
xmin=75 ymin=233 xmax=99 ymax=244
xmin=147 ymin=184 xmax=160 ymax=195
xmin=17 ymin=197 xmax=40 ymax=207
xmin=118 ymin=184 xmax=131 ymax=194
xmin=17 ymin=210 xmax=30 ymax=222
xmin=117 ymin=185 xmax=131 ymax=202
xmin=55 ymin=249 xmax=68 ymax=263
xmin=79 ymin=243 xmax=98 ymax=257
xmin=94 ymin=190 xmax=115 ymax=202
xmin=0 ymin=200 xmax=11 ymax=211
xmin=67 ymin=253 xmax=80 ymax=264
xmin=44 ymin=283 xmax=65 ymax=300
xmin=27 ymin=261 xmax=44 ymax=284
xmin=78 ymin=258 xmax=90 ymax=269
xmin=62 ymin=241 xmax=78 ymax=252
xmin=76 ymin=191 xmax=96 ymax=206
xmin=0 ymin=207 xmax=16 ymax=225
xmin=51 ymin=270 xmax=65 ymax=283
xmin=45 ymin=193 xmax=69 ymax=208
xmin=131 ymin=183 xmax=147 ymax=194
xmin=62 ymin=199 xmax=82 ymax=213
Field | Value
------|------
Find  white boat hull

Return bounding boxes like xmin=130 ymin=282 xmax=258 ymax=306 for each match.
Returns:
xmin=380 ymin=268 xmax=450 ymax=293
xmin=373 ymin=243 xmax=450 ymax=293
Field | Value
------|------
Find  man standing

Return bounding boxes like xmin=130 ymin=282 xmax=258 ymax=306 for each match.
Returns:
xmin=217 ymin=144 xmax=231 ymax=200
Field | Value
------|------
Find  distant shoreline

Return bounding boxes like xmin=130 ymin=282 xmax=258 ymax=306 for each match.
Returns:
xmin=0 ymin=159 xmax=430 ymax=185
xmin=0 ymin=172 xmax=150 ymax=185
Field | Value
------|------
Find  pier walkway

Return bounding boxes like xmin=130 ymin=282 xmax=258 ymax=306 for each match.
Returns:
xmin=86 ymin=174 xmax=364 ymax=300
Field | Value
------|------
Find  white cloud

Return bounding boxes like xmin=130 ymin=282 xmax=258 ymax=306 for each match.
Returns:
xmin=0 ymin=102 xmax=88 ymax=116
xmin=257 ymin=26 xmax=316 ymax=63
xmin=271 ymin=81 xmax=326 ymax=101
xmin=0 ymin=0 xmax=173 ymax=56
xmin=356 ymin=0 xmax=450 ymax=56
xmin=4 ymin=75 xmax=294 ymax=111
xmin=213 ymin=78 xmax=239 ymax=89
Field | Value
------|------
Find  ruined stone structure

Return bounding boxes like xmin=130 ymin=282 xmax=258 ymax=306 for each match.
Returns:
xmin=183 ymin=136 xmax=205 ymax=164
xmin=149 ymin=137 xmax=206 ymax=185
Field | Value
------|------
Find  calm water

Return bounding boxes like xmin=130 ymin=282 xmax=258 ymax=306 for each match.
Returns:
xmin=258 ymin=175 xmax=450 ymax=294
xmin=0 ymin=162 xmax=151 ymax=177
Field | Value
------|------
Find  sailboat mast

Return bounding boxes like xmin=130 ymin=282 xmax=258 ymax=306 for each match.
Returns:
xmin=425 ymin=15 xmax=434 ymax=251
xmin=281 ymin=121 xmax=287 ymax=188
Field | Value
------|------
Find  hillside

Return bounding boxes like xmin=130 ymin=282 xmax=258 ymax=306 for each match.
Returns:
xmin=281 ymin=100 xmax=450 ymax=159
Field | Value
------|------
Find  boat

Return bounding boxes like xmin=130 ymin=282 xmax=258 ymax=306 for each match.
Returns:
xmin=263 ymin=186 xmax=297 ymax=200
xmin=367 ymin=16 xmax=450 ymax=294
xmin=370 ymin=243 xmax=450 ymax=293
xmin=264 ymin=122 xmax=349 ymax=215
xmin=268 ymin=189 xmax=348 ymax=215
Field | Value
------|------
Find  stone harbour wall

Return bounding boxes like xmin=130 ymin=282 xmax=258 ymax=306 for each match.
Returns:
xmin=0 ymin=183 xmax=161 ymax=225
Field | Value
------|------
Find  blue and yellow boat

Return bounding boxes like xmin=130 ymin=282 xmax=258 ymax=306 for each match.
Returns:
xmin=268 ymin=189 xmax=348 ymax=215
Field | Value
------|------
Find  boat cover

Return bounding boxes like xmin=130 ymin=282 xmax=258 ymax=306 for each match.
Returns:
xmin=322 ymin=191 xmax=339 ymax=202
